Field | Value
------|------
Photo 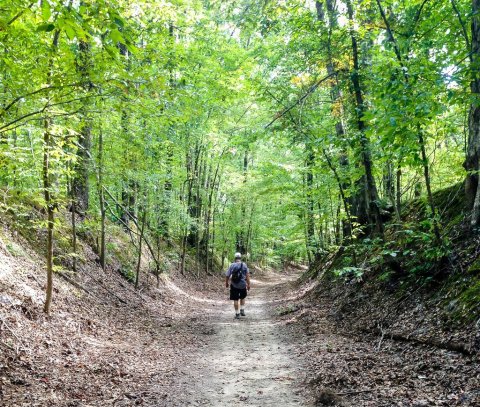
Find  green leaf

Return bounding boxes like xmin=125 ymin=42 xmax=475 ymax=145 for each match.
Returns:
xmin=65 ymin=24 xmax=76 ymax=40
xmin=126 ymin=42 xmax=138 ymax=54
xmin=110 ymin=29 xmax=125 ymax=44
xmin=41 ymin=1 xmax=52 ymax=21
xmin=114 ymin=17 xmax=125 ymax=28
xmin=37 ymin=23 xmax=55 ymax=32
xmin=104 ymin=44 xmax=118 ymax=58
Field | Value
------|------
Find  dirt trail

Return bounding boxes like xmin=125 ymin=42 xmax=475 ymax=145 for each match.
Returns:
xmin=164 ymin=273 xmax=311 ymax=407
xmin=3 ymin=258 xmax=477 ymax=406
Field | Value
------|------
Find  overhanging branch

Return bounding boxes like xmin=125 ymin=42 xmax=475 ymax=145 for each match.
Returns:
xmin=264 ymin=71 xmax=337 ymax=129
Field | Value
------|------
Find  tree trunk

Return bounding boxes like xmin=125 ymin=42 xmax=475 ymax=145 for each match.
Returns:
xmin=72 ymin=38 xmax=92 ymax=214
xmin=375 ymin=0 xmax=440 ymax=238
xmin=71 ymin=196 xmax=77 ymax=273
xmin=43 ymin=118 xmax=55 ymax=315
xmin=345 ymin=0 xmax=384 ymax=237
xmin=160 ymin=140 xmax=173 ymax=238
xmin=304 ymin=213 xmax=313 ymax=265
xmin=98 ymin=128 xmax=106 ymax=271
xmin=321 ymin=148 xmax=353 ymax=240
xmin=383 ymin=161 xmax=395 ymax=204
xmin=236 ymin=148 xmax=249 ymax=254
xmin=305 ymin=145 xmax=317 ymax=255
xmin=466 ymin=0 xmax=480 ymax=226
xmin=43 ymin=29 xmax=60 ymax=315
xmin=323 ymin=0 xmax=354 ymax=237
xmin=135 ymin=209 xmax=147 ymax=289
xmin=419 ymin=129 xmax=441 ymax=240
xmin=396 ymin=165 xmax=402 ymax=220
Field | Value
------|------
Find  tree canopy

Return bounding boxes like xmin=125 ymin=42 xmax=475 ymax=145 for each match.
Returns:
xmin=1 ymin=0 xmax=479 ymax=312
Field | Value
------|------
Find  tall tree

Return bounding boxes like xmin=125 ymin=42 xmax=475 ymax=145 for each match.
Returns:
xmin=345 ymin=0 xmax=384 ymax=236
xmin=466 ymin=0 xmax=480 ymax=226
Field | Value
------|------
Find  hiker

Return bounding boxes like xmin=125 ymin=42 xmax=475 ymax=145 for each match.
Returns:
xmin=225 ymin=252 xmax=251 ymax=319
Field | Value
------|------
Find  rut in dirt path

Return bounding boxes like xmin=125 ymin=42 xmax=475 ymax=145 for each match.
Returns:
xmin=170 ymin=274 xmax=310 ymax=407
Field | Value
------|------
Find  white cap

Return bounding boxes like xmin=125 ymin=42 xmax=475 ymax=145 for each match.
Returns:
xmin=234 ymin=252 xmax=242 ymax=259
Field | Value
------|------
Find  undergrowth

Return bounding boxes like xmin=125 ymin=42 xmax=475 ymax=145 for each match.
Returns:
xmin=311 ymin=183 xmax=479 ymax=324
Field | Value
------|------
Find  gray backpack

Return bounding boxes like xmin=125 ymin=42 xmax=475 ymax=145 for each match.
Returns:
xmin=231 ymin=262 xmax=244 ymax=284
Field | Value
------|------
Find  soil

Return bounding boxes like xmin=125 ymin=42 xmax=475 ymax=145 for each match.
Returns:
xmin=276 ymin=277 xmax=480 ymax=407
xmin=0 ymin=235 xmax=312 ymax=407
xmin=1 ymin=232 xmax=479 ymax=407
xmin=160 ymin=272 xmax=310 ymax=406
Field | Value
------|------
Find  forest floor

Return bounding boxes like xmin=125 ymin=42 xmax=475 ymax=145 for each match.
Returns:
xmin=1 ymin=240 xmax=479 ymax=406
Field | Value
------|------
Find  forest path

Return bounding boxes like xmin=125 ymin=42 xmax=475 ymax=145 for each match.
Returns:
xmin=162 ymin=271 xmax=311 ymax=406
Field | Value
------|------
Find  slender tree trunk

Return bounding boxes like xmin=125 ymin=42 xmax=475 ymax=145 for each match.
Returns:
xmin=305 ymin=145 xmax=317 ymax=254
xmin=98 ymin=128 xmax=106 ymax=271
xmin=71 ymin=194 xmax=77 ymax=272
xmin=180 ymin=233 xmax=187 ymax=275
xmin=345 ymin=0 xmax=384 ymax=237
xmin=72 ymin=1 xmax=92 ymax=212
xmin=321 ymin=148 xmax=354 ymax=240
xmin=375 ymin=0 xmax=440 ymax=238
xmin=43 ymin=118 xmax=55 ymax=315
xmin=117 ymin=42 xmax=136 ymax=228
xmin=322 ymin=0 xmax=354 ymax=237
xmin=236 ymin=147 xmax=249 ymax=254
xmin=396 ymin=165 xmax=402 ymax=221
xmin=161 ymin=140 xmax=173 ymax=238
xmin=43 ymin=29 xmax=61 ymax=315
xmin=72 ymin=36 xmax=92 ymax=214
xmin=181 ymin=146 xmax=196 ymax=274
xmin=205 ymin=152 xmax=224 ymax=272
xmin=304 ymin=212 xmax=313 ymax=265
xmin=419 ymin=129 xmax=441 ymax=240
xmin=383 ymin=161 xmax=395 ymax=204
xmin=245 ymin=200 xmax=256 ymax=258
xmin=135 ymin=209 xmax=147 ymax=289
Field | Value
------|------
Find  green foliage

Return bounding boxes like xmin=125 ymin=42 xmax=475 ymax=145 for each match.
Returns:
xmin=0 ymin=0 xmax=475 ymax=279
xmin=333 ymin=266 xmax=365 ymax=281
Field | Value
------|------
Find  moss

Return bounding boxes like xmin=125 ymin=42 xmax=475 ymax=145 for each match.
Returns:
xmin=467 ymin=257 xmax=480 ymax=274
xmin=447 ymin=276 xmax=480 ymax=323
xmin=458 ymin=279 xmax=480 ymax=320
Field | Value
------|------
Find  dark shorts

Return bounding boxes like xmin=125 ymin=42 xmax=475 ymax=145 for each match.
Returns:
xmin=230 ymin=286 xmax=247 ymax=301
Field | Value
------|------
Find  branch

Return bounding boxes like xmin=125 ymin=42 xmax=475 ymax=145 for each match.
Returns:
xmin=0 ymin=109 xmax=94 ymax=135
xmin=102 ymin=186 xmax=160 ymax=268
xmin=0 ymin=93 xmax=112 ymax=133
xmin=375 ymin=0 xmax=405 ymax=67
xmin=411 ymin=0 xmax=430 ymax=33
xmin=1 ymin=83 xmax=82 ymax=116
xmin=450 ymin=0 xmax=471 ymax=53
xmin=7 ymin=2 xmax=34 ymax=26
xmin=0 ymin=104 xmax=49 ymax=133
xmin=103 ymin=199 xmax=140 ymax=249
xmin=264 ymin=72 xmax=337 ymax=129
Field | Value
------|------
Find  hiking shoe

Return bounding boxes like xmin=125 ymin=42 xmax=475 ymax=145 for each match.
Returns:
xmin=240 ymin=310 xmax=246 ymax=317
xmin=235 ymin=313 xmax=240 ymax=319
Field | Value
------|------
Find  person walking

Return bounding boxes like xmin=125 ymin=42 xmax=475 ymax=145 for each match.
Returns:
xmin=225 ymin=252 xmax=251 ymax=319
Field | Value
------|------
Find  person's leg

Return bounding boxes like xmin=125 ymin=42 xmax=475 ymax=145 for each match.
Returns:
xmin=230 ymin=287 xmax=239 ymax=317
xmin=234 ymin=300 xmax=240 ymax=318
xmin=240 ymin=292 xmax=246 ymax=316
